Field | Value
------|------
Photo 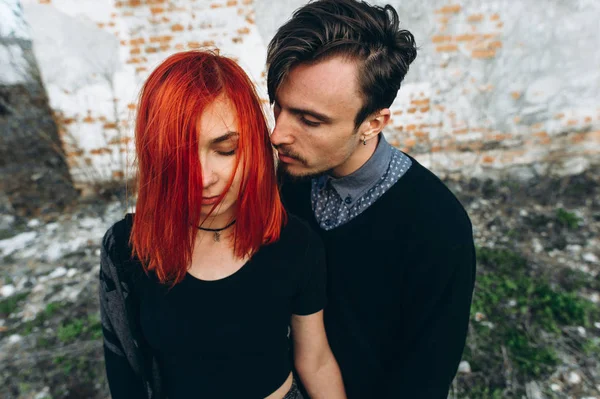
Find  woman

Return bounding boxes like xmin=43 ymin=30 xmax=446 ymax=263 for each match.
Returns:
xmin=99 ymin=51 xmax=346 ymax=399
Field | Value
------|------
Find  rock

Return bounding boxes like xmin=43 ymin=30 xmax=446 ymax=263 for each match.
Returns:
xmin=590 ymin=293 xmax=599 ymax=303
xmin=550 ymin=383 xmax=562 ymax=392
xmin=46 ymin=222 xmax=59 ymax=231
xmin=47 ymin=267 xmax=67 ymax=279
xmin=27 ymin=219 xmax=40 ymax=228
xmin=33 ymin=387 xmax=50 ymax=399
xmin=549 ymin=249 xmax=561 ymax=258
xmin=0 ymin=231 xmax=37 ymax=256
xmin=583 ymin=252 xmax=598 ymax=263
xmin=567 ymin=371 xmax=581 ymax=385
xmin=480 ymin=321 xmax=495 ymax=329
xmin=67 ymin=268 xmax=77 ymax=278
xmin=520 ymin=209 xmax=529 ymax=217
xmin=7 ymin=334 xmax=22 ymax=345
xmin=566 ymin=244 xmax=582 ymax=253
xmin=0 ymin=214 xmax=15 ymax=230
xmin=79 ymin=216 xmax=101 ymax=229
xmin=532 ymin=238 xmax=544 ymax=253
xmin=458 ymin=360 xmax=471 ymax=374
xmin=0 ymin=284 xmax=16 ymax=297
xmin=475 ymin=312 xmax=485 ymax=322
xmin=594 ymin=322 xmax=600 ymax=329
xmin=32 ymin=283 xmax=46 ymax=293
xmin=525 ymin=381 xmax=543 ymax=399
xmin=577 ymin=326 xmax=586 ymax=337
xmin=578 ymin=264 xmax=591 ymax=274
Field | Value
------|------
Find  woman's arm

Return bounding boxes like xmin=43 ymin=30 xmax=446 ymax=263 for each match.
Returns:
xmin=291 ymin=310 xmax=346 ymax=399
xmin=100 ymin=223 xmax=147 ymax=399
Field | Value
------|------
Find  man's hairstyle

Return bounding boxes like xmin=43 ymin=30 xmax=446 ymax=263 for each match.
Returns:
xmin=267 ymin=0 xmax=417 ymax=127
xmin=132 ymin=50 xmax=286 ymax=285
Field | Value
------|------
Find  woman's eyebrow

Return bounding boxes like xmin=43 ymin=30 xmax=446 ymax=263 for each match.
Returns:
xmin=210 ymin=131 xmax=239 ymax=145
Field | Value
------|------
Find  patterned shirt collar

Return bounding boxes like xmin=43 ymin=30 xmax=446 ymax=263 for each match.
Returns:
xmin=317 ymin=134 xmax=393 ymax=205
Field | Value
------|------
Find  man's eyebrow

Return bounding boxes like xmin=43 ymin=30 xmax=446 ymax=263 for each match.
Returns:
xmin=288 ymin=107 xmax=333 ymax=123
xmin=210 ymin=131 xmax=239 ymax=145
xmin=274 ymin=98 xmax=333 ymax=123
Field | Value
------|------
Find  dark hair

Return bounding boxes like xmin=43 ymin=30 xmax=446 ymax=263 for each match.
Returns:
xmin=267 ymin=0 xmax=417 ymax=127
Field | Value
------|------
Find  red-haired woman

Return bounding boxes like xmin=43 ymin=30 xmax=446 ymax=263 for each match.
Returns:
xmin=99 ymin=51 xmax=346 ymax=399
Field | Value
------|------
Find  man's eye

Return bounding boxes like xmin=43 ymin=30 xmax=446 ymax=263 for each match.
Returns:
xmin=301 ymin=116 xmax=320 ymax=127
xmin=217 ymin=149 xmax=236 ymax=156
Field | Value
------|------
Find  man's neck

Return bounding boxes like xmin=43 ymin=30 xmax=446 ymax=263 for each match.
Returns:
xmin=331 ymin=135 xmax=379 ymax=178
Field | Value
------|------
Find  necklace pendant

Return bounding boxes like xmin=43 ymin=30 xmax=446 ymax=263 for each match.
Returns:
xmin=214 ymin=231 xmax=220 ymax=242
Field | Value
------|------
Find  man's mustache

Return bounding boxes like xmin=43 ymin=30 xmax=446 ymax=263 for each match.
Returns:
xmin=273 ymin=146 xmax=306 ymax=164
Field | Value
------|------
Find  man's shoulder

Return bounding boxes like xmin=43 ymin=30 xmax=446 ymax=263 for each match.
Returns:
xmin=278 ymin=174 xmax=313 ymax=218
xmin=384 ymin=158 xmax=473 ymax=244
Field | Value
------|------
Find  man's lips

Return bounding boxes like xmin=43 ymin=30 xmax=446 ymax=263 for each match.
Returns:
xmin=278 ymin=152 xmax=297 ymax=163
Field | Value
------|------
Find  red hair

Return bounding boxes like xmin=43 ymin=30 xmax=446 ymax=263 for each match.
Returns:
xmin=131 ymin=50 xmax=286 ymax=284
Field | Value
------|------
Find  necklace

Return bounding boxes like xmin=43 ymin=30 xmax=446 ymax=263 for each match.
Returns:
xmin=197 ymin=220 xmax=236 ymax=242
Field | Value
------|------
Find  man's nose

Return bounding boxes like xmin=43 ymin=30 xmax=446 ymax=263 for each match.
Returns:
xmin=270 ymin=113 xmax=294 ymax=147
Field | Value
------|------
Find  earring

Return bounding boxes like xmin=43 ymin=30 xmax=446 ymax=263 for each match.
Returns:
xmin=362 ymin=137 xmax=367 ymax=146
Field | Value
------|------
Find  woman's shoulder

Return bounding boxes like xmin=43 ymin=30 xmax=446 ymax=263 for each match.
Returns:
xmin=102 ymin=213 xmax=135 ymax=263
xmin=275 ymin=213 xmax=323 ymax=253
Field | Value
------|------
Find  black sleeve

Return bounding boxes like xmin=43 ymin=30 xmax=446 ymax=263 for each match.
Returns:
xmin=99 ymin=225 xmax=147 ymax=399
xmin=103 ymin=345 xmax=146 ymax=399
xmin=291 ymin=232 xmax=328 ymax=316
xmin=383 ymin=241 xmax=476 ymax=398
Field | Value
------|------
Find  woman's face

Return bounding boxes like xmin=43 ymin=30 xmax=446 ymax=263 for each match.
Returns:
xmin=196 ymin=96 xmax=242 ymax=227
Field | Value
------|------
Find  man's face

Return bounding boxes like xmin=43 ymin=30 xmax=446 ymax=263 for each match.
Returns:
xmin=270 ymin=57 xmax=366 ymax=178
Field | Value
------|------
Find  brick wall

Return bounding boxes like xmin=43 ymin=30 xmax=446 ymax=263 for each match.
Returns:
xmin=16 ymin=0 xmax=600 ymax=183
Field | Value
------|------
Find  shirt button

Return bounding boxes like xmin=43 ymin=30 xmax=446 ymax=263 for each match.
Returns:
xmin=344 ymin=196 xmax=352 ymax=204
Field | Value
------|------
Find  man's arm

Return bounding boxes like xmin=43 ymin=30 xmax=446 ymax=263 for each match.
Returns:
xmin=383 ymin=242 xmax=476 ymax=398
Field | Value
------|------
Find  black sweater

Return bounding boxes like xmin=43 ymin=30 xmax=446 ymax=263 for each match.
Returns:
xmin=281 ymin=156 xmax=476 ymax=399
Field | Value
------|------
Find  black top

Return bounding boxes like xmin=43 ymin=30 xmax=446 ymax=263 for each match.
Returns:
xmin=281 ymin=155 xmax=476 ymax=399
xmin=104 ymin=214 xmax=326 ymax=399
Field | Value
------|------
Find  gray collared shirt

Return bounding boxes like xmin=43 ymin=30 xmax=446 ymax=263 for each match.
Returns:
xmin=311 ymin=134 xmax=412 ymax=230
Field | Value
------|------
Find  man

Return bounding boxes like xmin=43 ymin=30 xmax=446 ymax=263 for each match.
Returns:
xmin=267 ymin=1 xmax=476 ymax=398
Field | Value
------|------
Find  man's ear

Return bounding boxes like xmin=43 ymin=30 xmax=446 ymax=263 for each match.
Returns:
xmin=360 ymin=108 xmax=391 ymax=142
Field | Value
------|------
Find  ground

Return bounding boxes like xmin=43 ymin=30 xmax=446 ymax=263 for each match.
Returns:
xmin=0 ymin=168 xmax=599 ymax=399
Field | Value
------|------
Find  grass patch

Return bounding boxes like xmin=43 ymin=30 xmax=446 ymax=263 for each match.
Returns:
xmin=57 ymin=312 xmax=102 ymax=343
xmin=0 ymin=291 xmax=30 ymax=317
xmin=44 ymin=302 xmax=61 ymax=317
xmin=0 ymin=229 xmax=18 ymax=240
xmin=17 ymin=303 xmax=60 ymax=336
xmin=57 ymin=319 xmax=85 ymax=342
xmin=458 ymin=247 xmax=599 ymax=396
xmin=556 ymin=208 xmax=580 ymax=229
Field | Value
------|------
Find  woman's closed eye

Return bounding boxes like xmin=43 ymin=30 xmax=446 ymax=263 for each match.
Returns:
xmin=216 ymin=147 xmax=237 ymax=156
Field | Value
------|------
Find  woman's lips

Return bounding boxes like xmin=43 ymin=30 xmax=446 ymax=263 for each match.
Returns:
xmin=201 ymin=196 xmax=220 ymax=205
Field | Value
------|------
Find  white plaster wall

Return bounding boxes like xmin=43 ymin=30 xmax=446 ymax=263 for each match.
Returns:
xmin=4 ymin=0 xmax=599 ymax=183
